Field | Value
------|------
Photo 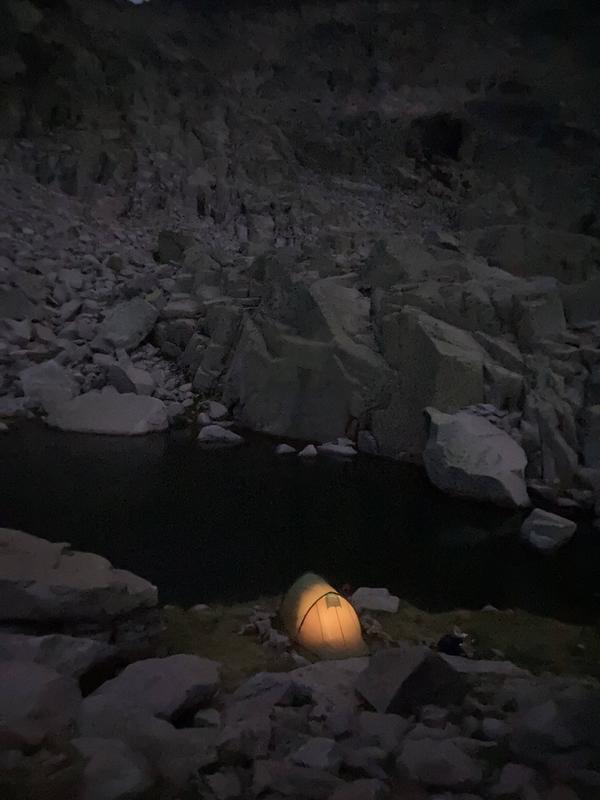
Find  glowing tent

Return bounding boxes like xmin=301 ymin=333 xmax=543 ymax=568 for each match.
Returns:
xmin=280 ymin=573 xmax=368 ymax=659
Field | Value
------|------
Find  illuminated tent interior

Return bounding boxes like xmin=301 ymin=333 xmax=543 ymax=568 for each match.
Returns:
xmin=280 ymin=573 xmax=368 ymax=659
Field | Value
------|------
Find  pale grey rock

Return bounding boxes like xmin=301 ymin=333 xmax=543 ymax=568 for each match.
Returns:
xmin=299 ymin=444 xmax=318 ymax=457
xmin=207 ymin=400 xmax=228 ymax=420
xmin=490 ymin=763 xmax=538 ymax=797
xmin=291 ymin=736 xmax=341 ymax=772
xmin=46 ymin=388 xmax=169 ymax=435
xmin=160 ymin=294 xmax=202 ymax=319
xmin=207 ymin=770 xmax=242 ymax=800
xmin=0 ymin=632 xmax=116 ymax=678
xmin=253 ymin=759 xmax=342 ymax=799
xmin=520 ymin=509 xmax=577 ymax=553
xmin=357 ymin=430 xmax=379 ymax=455
xmin=96 ymin=298 xmax=158 ymax=351
xmin=90 ymin=654 xmax=220 ymax=721
xmin=275 ymin=443 xmax=296 ymax=455
xmin=197 ymin=411 xmax=213 ymax=426
xmin=19 ymin=359 xmax=79 ymax=412
xmin=397 ymin=738 xmax=483 ymax=788
xmin=78 ymin=699 xmax=217 ymax=788
xmin=440 ymin=655 xmax=529 ymax=678
xmin=0 ymin=660 xmax=81 ymax=744
xmin=317 ymin=442 xmax=357 ymax=457
xmin=0 ymin=287 xmax=38 ymax=320
xmin=194 ymin=708 xmax=221 ymax=728
xmin=356 ymin=645 xmax=466 ymax=715
xmin=424 ymin=408 xmax=530 ymax=507
xmin=107 ymin=364 xmax=155 ymax=396
xmin=72 ymin=737 xmax=153 ymax=800
xmin=0 ymin=528 xmax=157 ymax=621
xmin=355 ymin=711 xmax=411 ymax=754
xmin=350 ymin=587 xmax=400 ymax=614
xmin=329 ymin=779 xmax=388 ymax=800
xmin=372 ymin=307 xmax=485 ymax=458
xmin=197 ymin=424 xmax=244 ymax=446
xmin=481 ymin=717 xmax=510 ymax=741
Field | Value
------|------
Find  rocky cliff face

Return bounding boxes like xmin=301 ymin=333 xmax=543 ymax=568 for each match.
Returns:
xmin=2 ymin=0 xmax=600 ymax=506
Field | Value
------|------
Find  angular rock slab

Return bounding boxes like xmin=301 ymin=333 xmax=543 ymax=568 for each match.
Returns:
xmin=96 ymin=297 xmax=158 ymax=351
xmin=424 ymin=408 xmax=530 ymax=507
xmin=46 ymin=387 xmax=168 ymax=435
xmin=520 ymin=508 xmax=577 ymax=554
xmin=0 ymin=528 xmax=157 ymax=622
xmin=90 ymin=654 xmax=220 ymax=721
xmin=397 ymin=738 xmax=483 ymax=788
xmin=355 ymin=645 xmax=466 ymax=715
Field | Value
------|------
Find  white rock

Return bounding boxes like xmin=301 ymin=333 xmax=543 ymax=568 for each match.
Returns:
xmin=276 ymin=443 xmax=296 ymax=455
xmin=299 ymin=444 xmax=318 ymax=457
xmin=72 ymin=737 xmax=153 ymax=800
xmin=20 ymin=359 xmax=79 ymax=413
xmin=0 ymin=528 xmax=157 ymax=621
xmin=520 ymin=508 xmax=577 ymax=553
xmin=424 ymin=408 xmax=530 ymax=508
xmin=198 ymin=425 xmax=244 ymax=446
xmin=291 ymin=737 xmax=342 ymax=772
xmin=350 ymin=587 xmax=400 ymax=614
xmin=90 ymin=654 xmax=220 ymax=721
xmin=46 ymin=387 xmax=169 ymax=435
xmin=318 ymin=443 xmax=357 ymax=457
xmin=207 ymin=400 xmax=228 ymax=420
xmin=189 ymin=603 xmax=211 ymax=614
xmin=0 ymin=422 xmax=8 ymax=432
xmin=0 ymin=633 xmax=116 ymax=678
xmin=197 ymin=411 xmax=212 ymax=426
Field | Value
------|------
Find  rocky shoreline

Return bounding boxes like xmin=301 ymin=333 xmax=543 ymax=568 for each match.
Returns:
xmin=1 ymin=528 xmax=599 ymax=800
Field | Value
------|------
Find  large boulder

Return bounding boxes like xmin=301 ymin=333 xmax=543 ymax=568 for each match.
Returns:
xmin=0 ymin=660 xmax=81 ymax=745
xmin=19 ymin=359 xmax=79 ymax=413
xmin=0 ymin=528 xmax=157 ymax=622
xmin=77 ymin=700 xmax=218 ymax=789
xmin=423 ymin=408 xmax=530 ymax=507
xmin=46 ymin=387 xmax=169 ymax=435
xmin=520 ymin=509 xmax=577 ymax=554
xmin=372 ymin=307 xmax=485 ymax=458
xmin=72 ymin=737 xmax=153 ymax=800
xmin=0 ymin=633 xmax=116 ymax=679
xmin=89 ymin=654 xmax=220 ymax=721
xmin=223 ymin=315 xmax=386 ymax=442
xmin=397 ymin=738 xmax=483 ymax=788
xmin=95 ymin=298 xmax=158 ymax=351
xmin=355 ymin=645 xmax=466 ymax=715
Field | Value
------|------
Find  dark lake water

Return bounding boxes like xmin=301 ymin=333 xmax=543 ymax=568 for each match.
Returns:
xmin=1 ymin=423 xmax=599 ymax=623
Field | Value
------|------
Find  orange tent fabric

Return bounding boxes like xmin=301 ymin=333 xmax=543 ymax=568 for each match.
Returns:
xmin=280 ymin=573 xmax=367 ymax=659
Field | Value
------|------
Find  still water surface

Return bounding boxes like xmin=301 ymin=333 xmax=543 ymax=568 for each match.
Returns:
xmin=1 ymin=423 xmax=598 ymax=623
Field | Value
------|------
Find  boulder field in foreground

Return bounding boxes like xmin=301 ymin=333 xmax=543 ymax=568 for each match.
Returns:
xmin=0 ymin=530 xmax=599 ymax=798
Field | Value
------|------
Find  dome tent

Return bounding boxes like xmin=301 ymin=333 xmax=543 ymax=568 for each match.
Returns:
xmin=280 ymin=573 xmax=367 ymax=659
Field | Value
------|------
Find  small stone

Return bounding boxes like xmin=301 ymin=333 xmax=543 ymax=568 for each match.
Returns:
xmin=397 ymin=738 xmax=483 ymax=788
xmin=189 ymin=604 xmax=210 ymax=615
xmin=197 ymin=425 xmax=244 ymax=447
xmin=317 ymin=442 xmax=357 ymax=457
xmin=291 ymin=737 xmax=342 ymax=772
xmin=197 ymin=411 xmax=213 ymax=427
xmin=350 ymin=587 xmax=400 ymax=614
xmin=207 ymin=400 xmax=228 ymax=420
xmin=276 ymin=443 xmax=297 ymax=455
xmin=194 ymin=708 xmax=221 ymax=728
xmin=299 ymin=444 xmax=318 ymax=457
xmin=520 ymin=508 xmax=577 ymax=554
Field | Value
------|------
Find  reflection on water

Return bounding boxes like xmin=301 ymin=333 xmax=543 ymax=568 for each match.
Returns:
xmin=1 ymin=422 xmax=599 ymax=623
